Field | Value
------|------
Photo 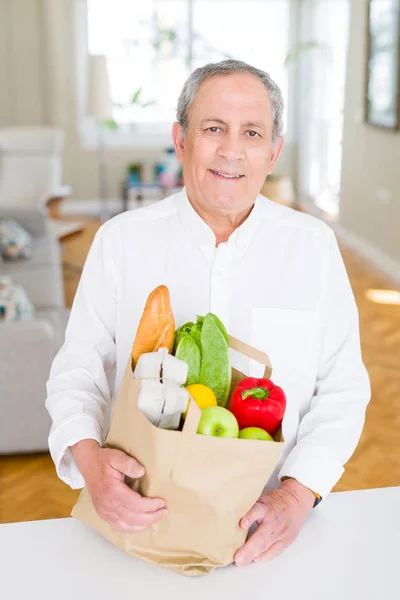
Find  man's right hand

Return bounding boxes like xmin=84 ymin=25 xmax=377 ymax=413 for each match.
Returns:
xmin=70 ymin=439 xmax=168 ymax=533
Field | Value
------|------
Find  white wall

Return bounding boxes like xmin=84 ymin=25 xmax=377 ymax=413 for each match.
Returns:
xmin=340 ymin=0 xmax=400 ymax=264
xmin=0 ymin=0 xmax=46 ymax=125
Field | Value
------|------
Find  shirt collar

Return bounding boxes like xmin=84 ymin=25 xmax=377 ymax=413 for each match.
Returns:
xmin=176 ymin=186 xmax=264 ymax=255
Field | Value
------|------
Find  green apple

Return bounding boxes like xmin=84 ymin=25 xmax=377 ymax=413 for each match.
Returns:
xmin=197 ymin=406 xmax=239 ymax=438
xmin=239 ymin=427 xmax=274 ymax=441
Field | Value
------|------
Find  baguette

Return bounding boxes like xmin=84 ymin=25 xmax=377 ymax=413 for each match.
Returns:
xmin=131 ymin=285 xmax=175 ymax=369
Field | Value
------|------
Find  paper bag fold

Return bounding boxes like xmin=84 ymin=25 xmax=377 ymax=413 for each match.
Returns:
xmin=72 ymin=336 xmax=284 ymax=576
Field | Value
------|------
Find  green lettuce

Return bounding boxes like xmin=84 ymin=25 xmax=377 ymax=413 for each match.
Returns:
xmin=173 ymin=313 xmax=231 ymax=406
xmin=199 ymin=313 xmax=231 ymax=407
xmin=173 ymin=321 xmax=202 ymax=385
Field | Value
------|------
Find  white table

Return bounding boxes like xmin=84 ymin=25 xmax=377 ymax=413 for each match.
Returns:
xmin=1 ymin=487 xmax=399 ymax=600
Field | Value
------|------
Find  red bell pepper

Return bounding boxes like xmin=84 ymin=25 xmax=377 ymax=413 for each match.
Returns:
xmin=228 ymin=377 xmax=286 ymax=436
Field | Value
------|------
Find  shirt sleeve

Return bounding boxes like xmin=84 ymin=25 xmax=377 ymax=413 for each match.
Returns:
xmin=45 ymin=223 xmax=119 ymax=489
xmin=278 ymin=230 xmax=371 ymax=499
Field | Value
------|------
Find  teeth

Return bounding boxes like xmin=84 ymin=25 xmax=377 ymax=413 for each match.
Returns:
xmin=211 ymin=170 xmax=243 ymax=179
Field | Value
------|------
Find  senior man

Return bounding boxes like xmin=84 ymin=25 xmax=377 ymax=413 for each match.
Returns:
xmin=45 ymin=59 xmax=371 ymax=567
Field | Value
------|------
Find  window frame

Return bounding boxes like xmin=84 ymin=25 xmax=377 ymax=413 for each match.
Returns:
xmin=74 ymin=0 xmax=296 ymax=150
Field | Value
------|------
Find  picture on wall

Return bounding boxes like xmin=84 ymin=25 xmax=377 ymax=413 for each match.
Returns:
xmin=365 ymin=0 xmax=400 ymax=130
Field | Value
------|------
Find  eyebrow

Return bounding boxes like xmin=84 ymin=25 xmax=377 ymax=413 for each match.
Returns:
xmin=200 ymin=118 xmax=265 ymax=130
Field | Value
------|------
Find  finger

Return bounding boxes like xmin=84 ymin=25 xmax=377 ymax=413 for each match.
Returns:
xmin=116 ymin=506 xmax=168 ymax=529
xmin=113 ymin=519 xmax=147 ymax=534
xmin=234 ymin=527 xmax=274 ymax=567
xmin=116 ymin=481 xmax=167 ymax=513
xmin=253 ymin=541 xmax=286 ymax=563
xmin=109 ymin=450 xmax=145 ymax=479
xmin=240 ymin=501 xmax=266 ymax=529
xmin=137 ymin=494 xmax=167 ymax=513
xmin=135 ymin=507 xmax=169 ymax=527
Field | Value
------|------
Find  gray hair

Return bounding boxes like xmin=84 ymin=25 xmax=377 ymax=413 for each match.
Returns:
xmin=176 ymin=59 xmax=284 ymax=145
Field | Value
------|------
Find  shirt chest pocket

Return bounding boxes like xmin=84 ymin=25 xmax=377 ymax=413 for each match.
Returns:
xmin=249 ymin=307 xmax=320 ymax=395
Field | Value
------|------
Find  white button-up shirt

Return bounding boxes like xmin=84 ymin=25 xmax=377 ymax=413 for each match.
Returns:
xmin=46 ymin=188 xmax=371 ymax=498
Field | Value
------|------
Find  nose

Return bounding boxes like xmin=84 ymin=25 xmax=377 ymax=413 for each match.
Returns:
xmin=216 ymin=131 xmax=245 ymax=162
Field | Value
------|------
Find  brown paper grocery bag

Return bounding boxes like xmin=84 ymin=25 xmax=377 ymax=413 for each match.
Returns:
xmin=72 ymin=335 xmax=284 ymax=577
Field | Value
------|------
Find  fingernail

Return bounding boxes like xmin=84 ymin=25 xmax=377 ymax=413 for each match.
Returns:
xmin=235 ymin=555 xmax=245 ymax=566
xmin=242 ymin=519 xmax=249 ymax=528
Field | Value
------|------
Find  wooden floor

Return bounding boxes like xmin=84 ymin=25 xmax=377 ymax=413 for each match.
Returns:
xmin=1 ymin=216 xmax=400 ymax=524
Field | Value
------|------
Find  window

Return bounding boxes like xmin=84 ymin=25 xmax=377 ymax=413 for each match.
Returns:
xmin=84 ymin=0 xmax=291 ymax=144
xmin=296 ymin=0 xmax=350 ymax=216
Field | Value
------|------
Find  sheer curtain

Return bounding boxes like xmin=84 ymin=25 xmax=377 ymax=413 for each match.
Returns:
xmin=296 ymin=0 xmax=350 ymax=216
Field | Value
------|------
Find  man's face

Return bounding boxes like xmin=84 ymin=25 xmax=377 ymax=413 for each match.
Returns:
xmin=172 ymin=72 xmax=283 ymax=216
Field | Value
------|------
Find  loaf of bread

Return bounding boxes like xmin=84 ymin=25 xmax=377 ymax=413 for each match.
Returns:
xmin=131 ymin=285 xmax=175 ymax=369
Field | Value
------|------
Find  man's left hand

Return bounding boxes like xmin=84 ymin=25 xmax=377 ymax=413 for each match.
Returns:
xmin=234 ymin=478 xmax=316 ymax=567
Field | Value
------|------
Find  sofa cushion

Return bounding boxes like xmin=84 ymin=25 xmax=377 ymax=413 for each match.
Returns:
xmin=30 ymin=234 xmax=61 ymax=266
xmin=0 ymin=218 xmax=32 ymax=259
xmin=0 ymin=206 xmax=48 ymax=238
xmin=2 ymin=264 xmax=64 ymax=310
xmin=0 ymin=236 xmax=62 ymax=279
xmin=0 ymin=276 xmax=35 ymax=322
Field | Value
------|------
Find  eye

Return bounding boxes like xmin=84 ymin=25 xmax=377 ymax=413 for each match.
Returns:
xmin=247 ymin=130 xmax=261 ymax=138
xmin=206 ymin=126 xmax=221 ymax=133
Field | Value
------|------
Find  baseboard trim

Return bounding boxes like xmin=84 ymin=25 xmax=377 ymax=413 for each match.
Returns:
xmin=297 ymin=198 xmax=400 ymax=287
xmin=61 ymin=199 xmax=124 ymax=216
xmin=332 ymin=223 xmax=400 ymax=287
xmin=61 ymin=198 xmax=159 ymax=217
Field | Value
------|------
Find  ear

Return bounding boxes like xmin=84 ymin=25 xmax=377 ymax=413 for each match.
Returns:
xmin=266 ymin=136 xmax=284 ymax=175
xmin=172 ymin=122 xmax=185 ymax=164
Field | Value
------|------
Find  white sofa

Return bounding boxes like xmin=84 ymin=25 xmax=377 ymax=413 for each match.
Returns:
xmin=0 ymin=205 xmax=70 ymax=454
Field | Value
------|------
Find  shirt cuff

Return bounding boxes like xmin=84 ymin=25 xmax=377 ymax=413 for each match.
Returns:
xmin=277 ymin=441 xmax=345 ymax=500
xmin=48 ymin=415 xmax=103 ymax=489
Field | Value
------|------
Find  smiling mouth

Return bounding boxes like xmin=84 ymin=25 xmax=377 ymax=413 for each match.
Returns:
xmin=209 ymin=169 xmax=245 ymax=180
